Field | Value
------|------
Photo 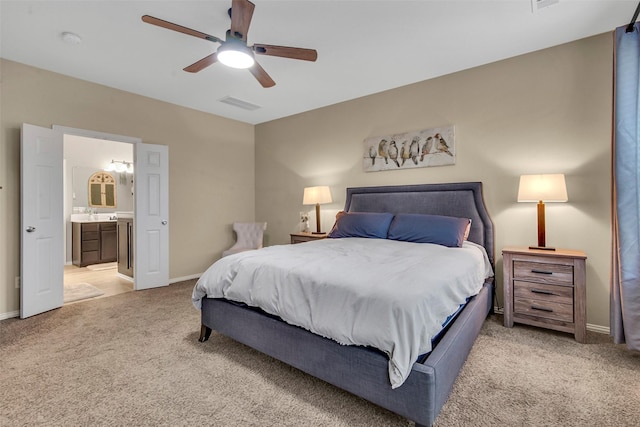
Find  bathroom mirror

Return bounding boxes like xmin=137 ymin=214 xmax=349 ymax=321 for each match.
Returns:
xmin=88 ymin=171 xmax=117 ymax=208
xmin=71 ymin=166 xmax=134 ymax=212
xmin=72 ymin=167 xmax=100 ymax=209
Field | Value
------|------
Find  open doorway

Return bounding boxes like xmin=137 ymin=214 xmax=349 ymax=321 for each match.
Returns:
xmin=21 ymin=123 xmax=169 ymax=318
xmin=63 ymin=134 xmax=134 ymax=304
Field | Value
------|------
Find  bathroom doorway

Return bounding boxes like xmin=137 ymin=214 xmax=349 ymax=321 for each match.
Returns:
xmin=63 ymin=134 xmax=134 ymax=304
xmin=21 ymin=123 xmax=169 ymax=318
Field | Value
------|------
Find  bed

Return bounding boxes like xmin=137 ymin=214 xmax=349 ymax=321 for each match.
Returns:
xmin=193 ymin=182 xmax=495 ymax=427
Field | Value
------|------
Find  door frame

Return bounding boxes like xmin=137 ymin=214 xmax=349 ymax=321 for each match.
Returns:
xmin=54 ymin=126 xmax=141 ymax=144
xmin=54 ymin=126 xmax=168 ymax=291
xmin=55 ymin=126 xmax=141 ymax=283
xmin=21 ymin=124 xmax=170 ymax=318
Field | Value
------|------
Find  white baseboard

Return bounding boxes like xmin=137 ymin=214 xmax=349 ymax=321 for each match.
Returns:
xmin=0 ymin=310 xmax=20 ymax=320
xmin=587 ymin=323 xmax=610 ymax=334
xmin=1 ymin=274 xmax=203 ymax=321
xmin=116 ymin=272 xmax=134 ymax=282
xmin=170 ymin=273 xmax=201 ymax=284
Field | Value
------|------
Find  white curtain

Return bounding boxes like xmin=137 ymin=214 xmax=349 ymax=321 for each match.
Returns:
xmin=612 ymin=23 xmax=640 ymax=350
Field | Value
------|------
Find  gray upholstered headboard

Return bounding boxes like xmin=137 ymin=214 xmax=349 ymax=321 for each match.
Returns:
xmin=344 ymin=182 xmax=495 ymax=267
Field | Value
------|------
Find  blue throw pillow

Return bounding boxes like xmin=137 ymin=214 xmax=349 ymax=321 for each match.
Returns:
xmin=327 ymin=211 xmax=394 ymax=239
xmin=387 ymin=213 xmax=471 ymax=247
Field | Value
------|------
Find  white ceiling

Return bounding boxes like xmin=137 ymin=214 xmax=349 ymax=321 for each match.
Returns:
xmin=1 ymin=1 xmax=637 ymax=124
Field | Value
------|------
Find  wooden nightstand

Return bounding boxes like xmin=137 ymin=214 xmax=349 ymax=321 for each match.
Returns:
xmin=503 ymin=247 xmax=587 ymax=343
xmin=290 ymin=232 xmax=327 ymax=244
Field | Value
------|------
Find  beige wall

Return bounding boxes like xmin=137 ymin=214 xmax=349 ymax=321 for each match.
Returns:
xmin=1 ymin=33 xmax=614 ymax=328
xmin=0 ymin=59 xmax=255 ymax=317
xmin=256 ymin=34 xmax=612 ymax=329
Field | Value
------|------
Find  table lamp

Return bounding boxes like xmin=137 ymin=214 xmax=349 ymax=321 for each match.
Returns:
xmin=303 ymin=186 xmax=332 ymax=234
xmin=517 ymin=174 xmax=568 ymax=251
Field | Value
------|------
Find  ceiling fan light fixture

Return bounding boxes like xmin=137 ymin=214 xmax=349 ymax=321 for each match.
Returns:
xmin=217 ymin=43 xmax=255 ymax=69
xmin=141 ymin=0 xmax=318 ymax=87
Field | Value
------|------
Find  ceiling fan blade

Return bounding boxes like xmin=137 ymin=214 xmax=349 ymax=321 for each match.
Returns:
xmin=183 ymin=53 xmax=218 ymax=73
xmin=248 ymin=62 xmax=275 ymax=88
xmin=230 ymin=0 xmax=255 ymax=42
xmin=142 ymin=15 xmax=221 ymax=43
xmin=252 ymin=44 xmax=318 ymax=62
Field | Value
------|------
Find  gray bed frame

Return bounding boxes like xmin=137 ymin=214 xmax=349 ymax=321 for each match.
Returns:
xmin=199 ymin=182 xmax=495 ymax=426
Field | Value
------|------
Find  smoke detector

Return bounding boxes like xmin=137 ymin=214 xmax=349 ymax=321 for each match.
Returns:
xmin=61 ymin=32 xmax=82 ymax=45
xmin=532 ymin=0 xmax=559 ymax=13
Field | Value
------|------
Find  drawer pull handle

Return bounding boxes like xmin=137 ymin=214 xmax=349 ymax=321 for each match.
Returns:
xmin=531 ymin=305 xmax=553 ymax=313
xmin=531 ymin=269 xmax=553 ymax=275
xmin=531 ymin=289 xmax=555 ymax=296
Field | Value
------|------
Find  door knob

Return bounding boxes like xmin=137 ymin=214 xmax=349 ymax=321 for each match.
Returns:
xmin=161 ymin=220 xmax=168 ymax=225
xmin=26 ymin=226 xmax=36 ymax=233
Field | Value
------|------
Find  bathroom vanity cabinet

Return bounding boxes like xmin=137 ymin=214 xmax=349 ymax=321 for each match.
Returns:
xmin=72 ymin=221 xmax=117 ymax=267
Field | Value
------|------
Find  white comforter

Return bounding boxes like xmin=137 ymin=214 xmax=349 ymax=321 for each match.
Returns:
xmin=192 ymin=238 xmax=493 ymax=388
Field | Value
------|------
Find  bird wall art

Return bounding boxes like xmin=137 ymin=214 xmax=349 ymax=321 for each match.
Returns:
xmin=362 ymin=125 xmax=455 ymax=172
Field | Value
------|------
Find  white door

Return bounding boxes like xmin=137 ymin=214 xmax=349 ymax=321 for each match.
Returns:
xmin=21 ymin=124 xmax=64 ymax=318
xmin=134 ymin=142 xmax=169 ymax=290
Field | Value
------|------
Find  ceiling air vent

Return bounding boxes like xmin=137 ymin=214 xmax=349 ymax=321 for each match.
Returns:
xmin=532 ymin=0 xmax=559 ymax=12
xmin=218 ymin=96 xmax=261 ymax=111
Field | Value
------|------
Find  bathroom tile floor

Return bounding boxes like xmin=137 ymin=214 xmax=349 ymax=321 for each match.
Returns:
xmin=64 ymin=264 xmax=133 ymax=305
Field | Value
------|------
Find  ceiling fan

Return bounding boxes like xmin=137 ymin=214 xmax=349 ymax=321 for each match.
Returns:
xmin=142 ymin=0 xmax=318 ymax=88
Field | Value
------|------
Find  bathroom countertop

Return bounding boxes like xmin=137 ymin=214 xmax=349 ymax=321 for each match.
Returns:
xmin=70 ymin=213 xmax=118 ymax=223
xmin=71 ymin=219 xmax=117 ymax=223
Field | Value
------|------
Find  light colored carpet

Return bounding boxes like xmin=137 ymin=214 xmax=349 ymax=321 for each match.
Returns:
xmin=63 ymin=282 xmax=105 ymax=303
xmin=85 ymin=262 xmax=117 ymax=271
xmin=1 ymin=280 xmax=639 ymax=426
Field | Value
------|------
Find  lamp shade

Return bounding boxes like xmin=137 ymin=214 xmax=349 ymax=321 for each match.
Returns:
xmin=517 ymin=174 xmax=568 ymax=202
xmin=303 ymin=186 xmax=332 ymax=205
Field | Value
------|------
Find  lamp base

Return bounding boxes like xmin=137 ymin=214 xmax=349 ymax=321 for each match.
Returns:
xmin=529 ymin=245 xmax=556 ymax=251
xmin=312 ymin=231 xmax=324 ymax=235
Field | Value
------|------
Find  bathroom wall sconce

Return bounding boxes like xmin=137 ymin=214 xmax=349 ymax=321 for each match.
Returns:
xmin=105 ymin=160 xmax=134 ymax=174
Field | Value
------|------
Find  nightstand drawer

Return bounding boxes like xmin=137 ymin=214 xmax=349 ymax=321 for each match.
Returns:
xmin=514 ymin=297 xmax=573 ymax=323
xmin=513 ymin=281 xmax=573 ymax=305
xmin=513 ymin=261 xmax=573 ymax=285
